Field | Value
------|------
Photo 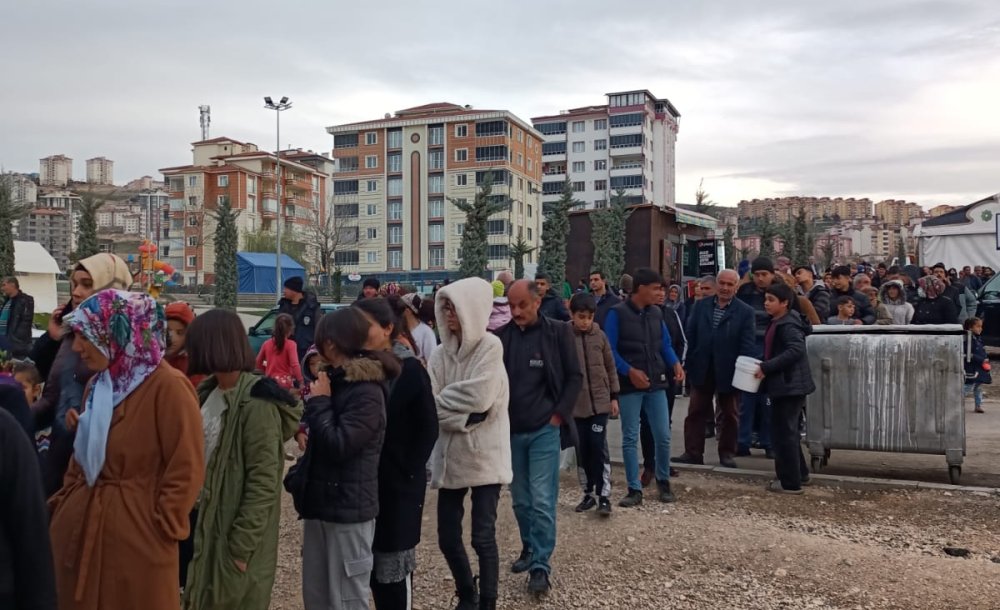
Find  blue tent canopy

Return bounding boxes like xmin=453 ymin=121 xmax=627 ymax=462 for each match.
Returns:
xmin=236 ymin=252 xmax=305 ymax=294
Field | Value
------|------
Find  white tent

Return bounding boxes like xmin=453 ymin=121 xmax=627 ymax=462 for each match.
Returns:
xmin=915 ymin=193 xmax=1000 ymax=269
xmin=14 ymin=241 xmax=60 ymax=312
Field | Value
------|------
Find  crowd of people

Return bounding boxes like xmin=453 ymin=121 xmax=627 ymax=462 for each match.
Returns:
xmin=0 ymin=251 xmax=991 ymax=610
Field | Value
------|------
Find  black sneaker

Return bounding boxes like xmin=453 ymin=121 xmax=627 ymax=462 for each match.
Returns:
xmin=657 ymin=480 xmax=677 ymax=503
xmin=527 ymin=569 xmax=551 ymax=595
xmin=510 ymin=548 xmax=532 ymax=574
xmin=618 ymin=489 xmax=643 ymax=508
xmin=719 ymin=456 xmax=738 ymax=469
xmin=736 ymin=446 xmax=752 ymax=457
xmin=671 ymin=453 xmax=704 ymax=465
xmin=575 ymin=495 xmax=596 ymax=512
xmin=597 ymin=497 xmax=612 ymax=516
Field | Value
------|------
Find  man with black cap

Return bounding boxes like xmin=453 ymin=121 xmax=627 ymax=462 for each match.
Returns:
xmin=827 ymin=266 xmax=876 ymax=324
xmin=794 ymin=265 xmax=830 ymax=319
xmin=735 ymin=257 xmax=777 ymax=458
xmin=357 ymin=277 xmax=381 ymax=301
xmin=278 ymin=275 xmax=320 ymax=361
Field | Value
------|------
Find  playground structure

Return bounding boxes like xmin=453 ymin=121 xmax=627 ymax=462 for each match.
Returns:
xmin=135 ymin=241 xmax=175 ymax=298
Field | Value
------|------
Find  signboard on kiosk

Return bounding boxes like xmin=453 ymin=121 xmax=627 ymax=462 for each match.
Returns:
xmin=697 ymin=239 xmax=718 ymax=277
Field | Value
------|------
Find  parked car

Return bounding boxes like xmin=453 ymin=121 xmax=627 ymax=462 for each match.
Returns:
xmin=247 ymin=303 xmax=348 ymax=355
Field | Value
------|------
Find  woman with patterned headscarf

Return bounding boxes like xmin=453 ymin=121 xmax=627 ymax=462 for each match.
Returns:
xmin=912 ymin=276 xmax=960 ymax=325
xmin=48 ymin=289 xmax=205 ymax=610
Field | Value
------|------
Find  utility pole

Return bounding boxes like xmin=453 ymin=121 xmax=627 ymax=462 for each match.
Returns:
xmin=264 ymin=96 xmax=292 ymax=301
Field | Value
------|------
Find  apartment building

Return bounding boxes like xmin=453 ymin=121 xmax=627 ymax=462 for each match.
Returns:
xmin=86 ymin=157 xmax=115 ymax=185
xmin=874 ymin=199 xmax=922 ymax=227
xmin=738 ymin=196 xmax=874 ymax=223
xmin=19 ymin=209 xmax=73 ymax=271
xmin=40 ymin=155 xmax=73 ymax=186
xmin=4 ymin=172 xmax=37 ymax=205
xmin=326 ymin=102 xmax=544 ymax=283
xmin=928 ymin=204 xmax=957 ymax=218
xmin=532 ymin=90 xmax=680 ymax=211
xmin=160 ymin=137 xmax=329 ymax=285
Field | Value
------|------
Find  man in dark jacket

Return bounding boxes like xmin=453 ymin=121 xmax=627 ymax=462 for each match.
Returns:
xmin=827 ymin=266 xmax=876 ymax=324
xmin=604 ymin=268 xmax=685 ymax=508
xmin=793 ymin=266 xmax=830 ymax=321
xmin=355 ymin=277 xmax=380 ymax=301
xmin=496 ymin=280 xmax=582 ymax=596
xmin=278 ymin=276 xmax=321 ymax=361
xmin=0 ymin=408 xmax=57 ymax=610
xmin=675 ymin=269 xmax=756 ymax=468
xmin=0 ymin=278 xmax=34 ymax=358
xmin=535 ymin=273 xmax=570 ymax=322
xmin=589 ymin=270 xmax=621 ymax=328
xmin=735 ymin=257 xmax=777 ymax=457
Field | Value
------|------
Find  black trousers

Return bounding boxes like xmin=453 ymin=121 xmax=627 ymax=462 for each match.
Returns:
xmin=770 ymin=396 xmax=809 ymax=490
xmin=641 ymin=390 xmax=675 ymax=470
xmin=178 ymin=509 xmax=198 ymax=587
xmin=371 ymin=573 xmax=410 ymax=610
xmin=437 ymin=485 xmax=501 ymax=600
xmin=575 ymin=414 xmax=611 ymax=497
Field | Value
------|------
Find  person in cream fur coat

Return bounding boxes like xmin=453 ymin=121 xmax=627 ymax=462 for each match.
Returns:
xmin=428 ymin=277 xmax=511 ymax=610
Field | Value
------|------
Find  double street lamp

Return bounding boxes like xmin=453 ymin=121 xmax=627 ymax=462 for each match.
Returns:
xmin=264 ymin=96 xmax=292 ymax=301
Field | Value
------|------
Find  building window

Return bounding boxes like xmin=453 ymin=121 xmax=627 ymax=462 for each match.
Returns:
xmin=367 ymin=203 xmax=378 ymax=216
xmin=367 ymin=250 xmax=379 ymax=264
xmin=429 ymin=223 xmax=445 ymax=243
xmin=518 ymin=153 xmax=524 ymax=166
xmin=334 ymin=180 xmax=359 ymax=194
xmin=610 ymin=175 xmax=643 ymax=189
xmin=455 ymin=124 xmax=468 ymax=137
xmin=609 ymin=93 xmax=646 ymax=107
xmin=594 ymin=119 xmax=607 ymax=130
xmin=527 ymin=227 xmax=533 ymax=241
xmin=387 ymin=153 xmax=402 ymax=173
xmin=609 ymin=134 xmax=644 ymax=148
xmin=572 ymin=161 xmax=585 ymax=173
xmin=594 ymin=180 xmax=607 ymax=191
xmin=594 ymin=159 xmax=607 ymax=171
xmin=186 ymin=236 xmax=198 ymax=246
xmin=216 ymin=175 xmax=229 ymax=187
xmin=429 ymin=150 xmax=445 ymax=170
xmin=455 ymin=149 xmax=468 ymax=162
xmin=188 ymin=216 xmax=198 ymax=226
xmin=456 ymin=174 xmax=468 ymax=186
xmin=334 ymin=204 xmax=359 ymax=218
xmin=542 ymin=182 xmax=563 ymax=195
xmin=187 ymin=256 xmax=197 ymax=267
xmin=387 ymin=178 xmax=403 ymax=197
xmin=335 ymin=250 xmax=360 ymax=265
xmin=527 ymin=159 xmax=533 ymax=171
xmin=247 ymin=176 xmax=256 ymax=193
xmin=609 ymin=112 xmax=644 ymax=128
xmin=429 ymin=198 xmax=444 ymax=218
xmin=366 ymin=227 xmax=378 ymax=239
xmin=188 ymin=176 xmax=197 ymax=187
xmin=542 ymin=142 xmax=566 ymax=156
xmin=475 ymin=120 xmax=507 ymax=137
xmin=488 ymin=244 xmax=508 ymax=260
xmin=572 ymin=121 xmax=585 ymax=133
xmin=429 ymin=125 xmax=445 ymax=146
xmin=455 ymin=223 xmax=465 ymax=235
xmin=365 ymin=155 xmax=378 ymax=169
xmin=429 ymin=246 xmax=445 ymax=268
xmin=428 ymin=175 xmax=444 ymax=194
xmin=312 ymin=192 xmax=320 ymax=209
xmin=536 ymin=122 xmax=566 ymax=135
xmin=475 ymin=146 xmax=508 ymax=162
xmin=572 ymin=141 xmax=585 ymax=153
xmin=367 ymin=180 xmax=378 ymax=192
xmin=388 ymin=225 xmax=403 ymax=245
xmin=572 ymin=181 xmax=585 ymax=193
xmin=388 ymin=201 xmax=403 ymax=221
xmin=517 ymin=129 xmax=523 ymax=142
xmin=334 ymin=134 xmax=358 ymax=149
xmin=528 ymin=205 xmax=533 ymax=218
xmin=594 ymin=139 xmax=608 ymax=151
xmin=387 ymin=130 xmax=403 ymax=149
xmin=365 ymin=132 xmax=378 ymax=146
xmin=487 ymin=219 xmax=507 ymax=235
xmin=388 ymin=249 xmax=402 ymax=269
xmin=595 ymin=199 xmax=607 ymax=208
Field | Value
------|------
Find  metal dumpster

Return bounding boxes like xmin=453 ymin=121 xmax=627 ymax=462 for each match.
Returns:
xmin=805 ymin=324 xmax=966 ymax=484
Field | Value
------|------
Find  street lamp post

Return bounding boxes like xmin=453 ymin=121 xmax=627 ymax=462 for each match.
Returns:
xmin=264 ymin=96 xmax=292 ymax=302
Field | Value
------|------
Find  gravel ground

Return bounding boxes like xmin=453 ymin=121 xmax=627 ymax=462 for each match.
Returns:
xmin=269 ymin=448 xmax=1000 ymax=610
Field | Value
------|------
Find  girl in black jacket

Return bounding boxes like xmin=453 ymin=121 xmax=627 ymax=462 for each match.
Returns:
xmin=354 ymin=298 xmax=439 ymax=610
xmin=298 ymin=307 xmax=401 ymax=609
xmin=755 ymin=283 xmax=815 ymax=494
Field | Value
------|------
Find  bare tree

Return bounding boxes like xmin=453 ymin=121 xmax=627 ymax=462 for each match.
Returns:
xmin=303 ymin=199 xmax=358 ymax=296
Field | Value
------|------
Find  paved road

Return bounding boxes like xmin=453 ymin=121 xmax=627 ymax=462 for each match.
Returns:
xmin=604 ymin=395 xmax=1000 ymax=488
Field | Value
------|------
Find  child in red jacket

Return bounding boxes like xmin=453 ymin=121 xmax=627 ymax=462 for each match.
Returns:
xmin=255 ymin=313 xmax=303 ymax=391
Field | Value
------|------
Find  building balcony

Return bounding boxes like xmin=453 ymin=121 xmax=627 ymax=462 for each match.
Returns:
xmin=609 ymin=145 xmax=643 ymax=157
xmin=542 ymin=172 xmax=566 ymax=181
xmin=610 ymin=164 xmax=643 ymax=177
xmin=334 ymin=165 xmax=359 ymax=174
xmin=333 ymin=193 xmax=359 ymax=204
xmin=608 ymin=123 xmax=644 ymax=135
xmin=262 ymin=199 xmax=278 ymax=216
xmin=168 ymin=199 xmax=185 ymax=211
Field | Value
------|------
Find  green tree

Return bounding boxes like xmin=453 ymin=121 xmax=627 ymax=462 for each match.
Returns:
xmin=449 ymin=171 xmax=508 ymax=279
xmin=722 ymin=224 xmax=737 ymax=270
xmin=591 ymin=189 xmax=632 ymax=282
xmin=0 ymin=174 xmax=30 ymax=278
xmin=758 ymin=218 xmax=778 ymax=260
xmin=693 ymin=178 xmax=717 ymax=218
xmin=820 ymin=240 xmax=836 ymax=269
xmin=510 ymin=235 xmax=535 ymax=281
xmin=896 ymin=235 xmax=907 ymax=263
xmin=538 ymin=179 xmax=578 ymax=288
xmin=76 ymin=191 xmax=102 ymax=260
xmin=243 ymin=227 xmax=309 ymax=267
xmin=210 ymin=196 xmax=239 ymax=310
xmin=792 ymin=207 xmax=810 ymax=264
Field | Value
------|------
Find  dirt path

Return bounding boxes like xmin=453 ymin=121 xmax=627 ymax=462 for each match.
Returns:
xmin=269 ymin=462 xmax=1000 ymax=610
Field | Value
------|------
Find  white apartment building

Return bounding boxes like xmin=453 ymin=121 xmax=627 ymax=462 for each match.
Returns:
xmin=4 ymin=172 xmax=37 ymax=204
xmin=86 ymin=157 xmax=114 ymax=185
xmin=40 ymin=155 xmax=73 ymax=186
xmin=532 ymin=90 xmax=680 ymax=211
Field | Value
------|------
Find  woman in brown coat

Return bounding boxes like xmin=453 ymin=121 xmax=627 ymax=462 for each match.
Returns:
xmin=49 ymin=289 xmax=205 ymax=610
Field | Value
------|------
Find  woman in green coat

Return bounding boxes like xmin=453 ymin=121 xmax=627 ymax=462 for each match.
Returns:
xmin=181 ymin=310 xmax=303 ymax=610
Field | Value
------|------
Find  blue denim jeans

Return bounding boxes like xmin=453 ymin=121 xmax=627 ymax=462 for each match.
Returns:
xmin=619 ymin=390 xmax=671 ymax=491
xmin=964 ymin=383 xmax=984 ymax=409
xmin=738 ymin=391 xmax=772 ymax=450
xmin=510 ymin=423 xmax=561 ymax=574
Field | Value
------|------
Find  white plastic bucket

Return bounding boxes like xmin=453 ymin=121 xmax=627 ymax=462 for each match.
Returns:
xmin=732 ymin=356 xmax=763 ymax=393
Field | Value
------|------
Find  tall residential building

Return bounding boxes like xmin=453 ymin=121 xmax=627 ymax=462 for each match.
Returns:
xmin=326 ymin=102 xmax=544 ymax=283
xmin=3 ymin=172 xmax=37 ymax=204
xmin=39 ymin=155 xmax=73 ymax=186
xmin=86 ymin=157 xmax=115 ymax=185
xmin=738 ymin=196 xmax=874 ymax=223
xmin=160 ymin=137 xmax=329 ymax=285
xmin=928 ymin=204 xmax=957 ymax=218
xmin=874 ymin=199 xmax=922 ymax=227
xmin=532 ymin=90 xmax=680 ymax=211
xmin=19 ymin=209 xmax=74 ymax=271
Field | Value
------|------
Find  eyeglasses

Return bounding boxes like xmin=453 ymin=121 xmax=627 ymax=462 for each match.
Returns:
xmin=441 ymin=301 xmax=456 ymax=315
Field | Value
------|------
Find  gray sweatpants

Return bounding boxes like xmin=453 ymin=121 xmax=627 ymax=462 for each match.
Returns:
xmin=302 ymin=519 xmax=376 ymax=610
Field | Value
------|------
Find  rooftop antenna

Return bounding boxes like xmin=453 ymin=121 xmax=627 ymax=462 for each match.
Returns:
xmin=199 ymin=105 xmax=211 ymax=140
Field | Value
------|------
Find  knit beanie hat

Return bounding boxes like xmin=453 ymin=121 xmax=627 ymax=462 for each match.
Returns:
xmin=751 ymin=257 xmax=774 ymax=274
xmin=283 ymin=276 xmax=304 ymax=293
xmin=491 ymin=280 xmax=504 ymax=298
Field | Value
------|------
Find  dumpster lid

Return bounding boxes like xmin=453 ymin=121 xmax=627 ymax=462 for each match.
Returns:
xmin=811 ymin=324 xmax=965 ymax=335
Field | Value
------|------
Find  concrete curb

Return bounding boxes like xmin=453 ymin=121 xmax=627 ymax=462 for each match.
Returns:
xmin=608 ymin=459 xmax=1000 ymax=495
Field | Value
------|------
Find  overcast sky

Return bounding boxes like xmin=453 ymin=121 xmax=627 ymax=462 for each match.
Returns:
xmin=2 ymin=0 xmax=997 ymax=208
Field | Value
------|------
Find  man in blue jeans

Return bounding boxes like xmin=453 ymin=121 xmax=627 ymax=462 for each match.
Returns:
xmin=735 ymin=257 xmax=776 ymax=458
xmin=496 ymin=280 xmax=583 ymax=596
xmin=604 ymin=268 xmax=685 ymax=507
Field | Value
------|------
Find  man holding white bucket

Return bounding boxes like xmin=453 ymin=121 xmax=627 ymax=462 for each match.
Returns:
xmin=673 ymin=269 xmax=756 ymax=468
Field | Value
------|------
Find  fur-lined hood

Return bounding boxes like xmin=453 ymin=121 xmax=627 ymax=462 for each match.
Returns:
xmin=340 ymin=356 xmax=390 ymax=383
xmin=198 ymin=372 xmax=303 ymax=441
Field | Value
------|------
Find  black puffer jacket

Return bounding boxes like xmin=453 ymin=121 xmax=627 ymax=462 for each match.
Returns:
xmin=760 ymin=311 xmax=816 ymax=399
xmin=911 ymin=296 xmax=959 ymax=325
xmin=300 ymin=357 xmax=389 ymax=524
xmin=4 ymin=292 xmax=34 ymax=358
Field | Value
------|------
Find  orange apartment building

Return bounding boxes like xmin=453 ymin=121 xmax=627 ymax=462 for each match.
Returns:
xmin=160 ymin=137 xmax=329 ymax=285
xmin=325 ymin=102 xmax=544 ymax=285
